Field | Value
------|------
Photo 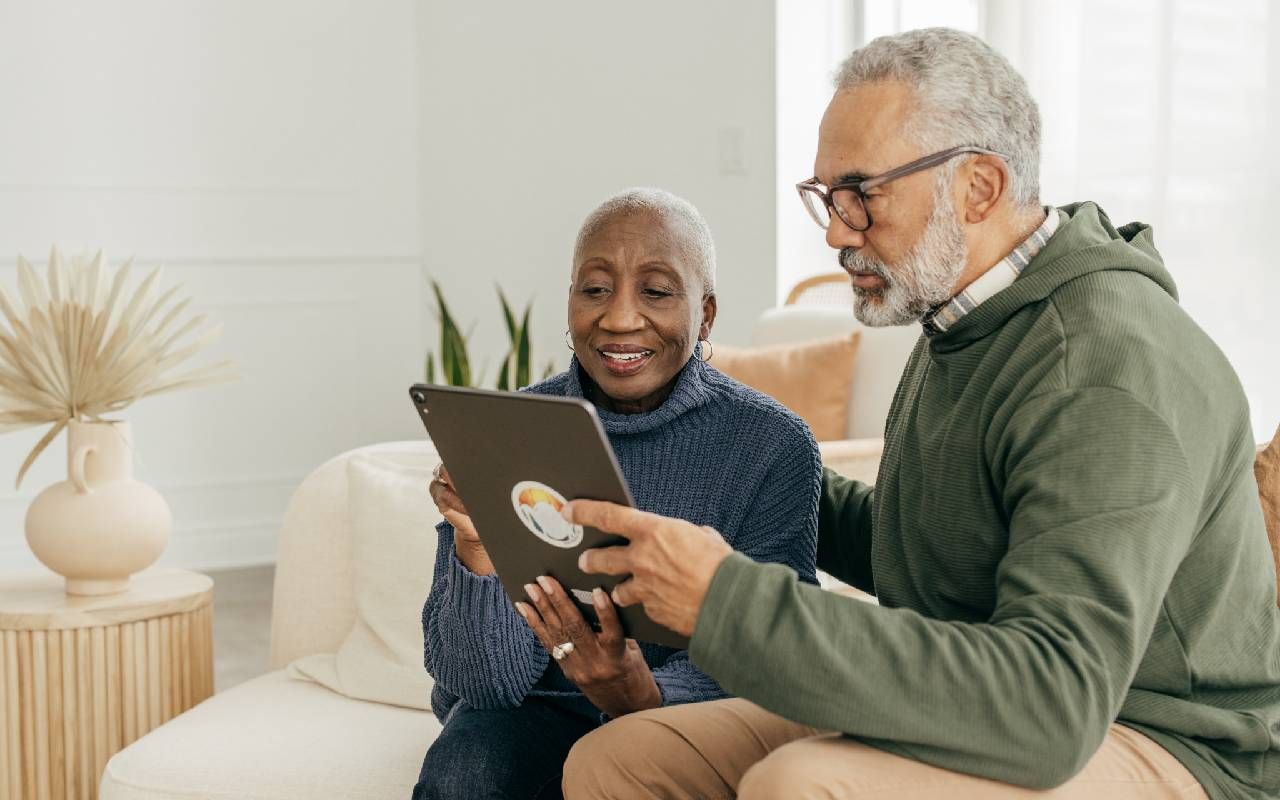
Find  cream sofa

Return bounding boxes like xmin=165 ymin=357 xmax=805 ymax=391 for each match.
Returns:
xmin=100 ymin=439 xmax=445 ymax=799
xmin=99 ymin=308 xmax=912 ymax=799
xmin=751 ymin=304 xmax=918 ymax=478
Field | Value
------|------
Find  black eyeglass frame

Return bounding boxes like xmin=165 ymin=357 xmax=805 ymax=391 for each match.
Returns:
xmin=796 ymin=145 xmax=1007 ymax=232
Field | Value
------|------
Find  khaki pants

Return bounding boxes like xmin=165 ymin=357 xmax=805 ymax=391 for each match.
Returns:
xmin=562 ymin=699 xmax=1208 ymax=799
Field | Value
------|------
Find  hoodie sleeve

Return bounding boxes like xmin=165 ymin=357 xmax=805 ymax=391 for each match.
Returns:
xmin=689 ymin=388 xmax=1199 ymax=789
xmin=816 ymin=467 xmax=876 ymax=593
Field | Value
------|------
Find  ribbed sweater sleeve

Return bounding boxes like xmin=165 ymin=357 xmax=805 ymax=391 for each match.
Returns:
xmin=652 ymin=424 xmax=822 ymax=705
xmin=739 ymin=424 xmax=822 ymax=587
xmin=422 ymin=520 xmax=548 ymax=713
xmin=649 ymin=650 xmax=726 ymax=706
xmin=691 ymin=388 xmax=1199 ymax=789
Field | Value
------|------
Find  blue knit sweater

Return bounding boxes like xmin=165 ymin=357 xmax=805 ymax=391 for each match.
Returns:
xmin=422 ymin=355 xmax=821 ymax=723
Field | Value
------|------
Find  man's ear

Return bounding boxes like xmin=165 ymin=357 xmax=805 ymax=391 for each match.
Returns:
xmin=963 ymin=154 xmax=1009 ymax=224
xmin=699 ymin=293 xmax=718 ymax=341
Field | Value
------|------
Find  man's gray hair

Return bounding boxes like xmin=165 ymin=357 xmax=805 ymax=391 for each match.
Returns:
xmin=573 ymin=188 xmax=717 ymax=297
xmin=835 ymin=27 xmax=1041 ymax=207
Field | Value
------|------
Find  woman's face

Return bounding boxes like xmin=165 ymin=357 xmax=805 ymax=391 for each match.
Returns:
xmin=568 ymin=211 xmax=716 ymax=415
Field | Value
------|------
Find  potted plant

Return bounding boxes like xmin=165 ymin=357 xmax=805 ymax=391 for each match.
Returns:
xmin=0 ymin=248 xmax=236 ymax=594
xmin=424 ymin=280 xmax=556 ymax=389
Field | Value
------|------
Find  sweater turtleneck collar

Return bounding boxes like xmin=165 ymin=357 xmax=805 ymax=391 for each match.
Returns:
xmin=564 ymin=353 xmax=714 ymax=436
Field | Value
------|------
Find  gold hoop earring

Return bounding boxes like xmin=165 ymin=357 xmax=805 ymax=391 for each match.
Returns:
xmin=565 ymin=330 xmax=574 ymax=352
xmin=697 ymin=340 xmax=713 ymax=362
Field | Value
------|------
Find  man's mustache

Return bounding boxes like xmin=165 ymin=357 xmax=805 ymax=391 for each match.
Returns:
xmin=839 ymin=247 xmax=890 ymax=279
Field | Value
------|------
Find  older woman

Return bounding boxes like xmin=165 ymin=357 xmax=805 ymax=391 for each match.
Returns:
xmin=412 ymin=188 xmax=819 ymax=800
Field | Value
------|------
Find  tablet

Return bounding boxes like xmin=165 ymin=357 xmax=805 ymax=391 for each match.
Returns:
xmin=409 ymin=383 xmax=689 ymax=649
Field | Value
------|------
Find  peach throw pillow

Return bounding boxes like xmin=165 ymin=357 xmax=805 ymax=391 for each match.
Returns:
xmin=1256 ymin=427 xmax=1280 ymax=606
xmin=709 ymin=332 xmax=860 ymax=441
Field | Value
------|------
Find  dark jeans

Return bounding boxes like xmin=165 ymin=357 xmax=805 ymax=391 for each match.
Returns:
xmin=412 ymin=698 xmax=600 ymax=800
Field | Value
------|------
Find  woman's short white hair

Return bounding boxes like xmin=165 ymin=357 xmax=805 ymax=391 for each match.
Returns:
xmin=835 ymin=27 xmax=1041 ymax=207
xmin=573 ymin=188 xmax=717 ymax=297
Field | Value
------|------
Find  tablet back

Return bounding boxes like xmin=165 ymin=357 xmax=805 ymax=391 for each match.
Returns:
xmin=410 ymin=383 xmax=688 ymax=649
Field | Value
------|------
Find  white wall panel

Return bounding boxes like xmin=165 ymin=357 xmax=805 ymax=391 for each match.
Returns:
xmin=416 ymin=1 xmax=778 ymax=382
xmin=0 ymin=0 xmax=425 ymax=572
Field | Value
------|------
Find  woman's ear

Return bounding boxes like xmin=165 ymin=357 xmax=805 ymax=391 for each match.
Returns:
xmin=699 ymin=293 xmax=718 ymax=340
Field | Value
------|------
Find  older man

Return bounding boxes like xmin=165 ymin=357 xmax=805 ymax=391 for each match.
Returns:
xmin=558 ymin=28 xmax=1280 ymax=800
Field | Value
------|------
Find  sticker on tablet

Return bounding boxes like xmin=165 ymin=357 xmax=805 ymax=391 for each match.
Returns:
xmin=511 ymin=481 xmax=583 ymax=549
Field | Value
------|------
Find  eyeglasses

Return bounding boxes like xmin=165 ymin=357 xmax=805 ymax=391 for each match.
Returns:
xmin=796 ymin=145 xmax=1006 ymax=232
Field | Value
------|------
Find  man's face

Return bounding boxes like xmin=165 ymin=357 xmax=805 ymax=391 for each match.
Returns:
xmin=814 ymin=81 xmax=969 ymax=326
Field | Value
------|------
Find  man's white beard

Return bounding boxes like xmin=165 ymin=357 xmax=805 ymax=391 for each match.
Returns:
xmin=841 ymin=182 xmax=969 ymax=328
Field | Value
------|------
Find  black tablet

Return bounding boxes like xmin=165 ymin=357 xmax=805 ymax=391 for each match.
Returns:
xmin=409 ymin=383 xmax=689 ymax=649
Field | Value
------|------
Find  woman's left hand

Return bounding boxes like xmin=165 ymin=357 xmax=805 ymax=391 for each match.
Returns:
xmin=515 ymin=576 xmax=662 ymax=719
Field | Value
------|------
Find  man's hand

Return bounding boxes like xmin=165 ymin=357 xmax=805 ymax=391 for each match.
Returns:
xmin=565 ymin=500 xmax=733 ymax=638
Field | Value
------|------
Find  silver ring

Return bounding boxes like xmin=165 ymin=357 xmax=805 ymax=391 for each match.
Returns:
xmin=551 ymin=642 xmax=575 ymax=661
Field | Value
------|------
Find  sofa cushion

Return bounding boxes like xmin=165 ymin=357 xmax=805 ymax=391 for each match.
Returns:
xmin=288 ymin=450 xmax=441 ymax=709
xmin=709 ymin=332 xmax=860 ymax=441
xmin=100 ymin=669 xmax=441 ymax=799
xmin=750 ymin=306 xmax=919 ymax=440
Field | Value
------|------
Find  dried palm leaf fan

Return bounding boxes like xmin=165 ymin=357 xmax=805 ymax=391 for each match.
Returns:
xmin=0 ymin=247 xmax=236 ymax=487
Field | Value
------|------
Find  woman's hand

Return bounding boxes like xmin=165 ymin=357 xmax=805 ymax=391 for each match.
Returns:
xmin=429 ymin=463 xmax=494 ymax=576
xmin=515 ymin=576 xmax=662 ymax=719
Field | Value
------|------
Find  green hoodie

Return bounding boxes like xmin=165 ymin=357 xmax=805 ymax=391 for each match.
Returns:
xmin=689 ymin=203 xmax=1280 ymax=798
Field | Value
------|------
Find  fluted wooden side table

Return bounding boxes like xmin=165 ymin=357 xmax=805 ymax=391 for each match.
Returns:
xmin=0 ymin=568 xmax=214 ymax=800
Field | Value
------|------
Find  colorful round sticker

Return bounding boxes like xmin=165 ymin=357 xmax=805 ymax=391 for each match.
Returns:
xmin=510 ymin=481 xmax=583 ymax=548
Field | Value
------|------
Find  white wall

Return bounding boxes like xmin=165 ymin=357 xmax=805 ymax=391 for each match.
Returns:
xmin=0 ymin=0 xmax=780 ymax=573
xmin=0 ymin=0 xmax=425 ymax=572
xmin=775 ymin=1 xmax=856 ymax=302
xmin=417 ymin=1 xmax=778 ymax=383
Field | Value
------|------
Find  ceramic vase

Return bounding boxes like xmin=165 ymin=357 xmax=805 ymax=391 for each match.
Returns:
xmin=24 ymin=419 xmax=171 ymax=596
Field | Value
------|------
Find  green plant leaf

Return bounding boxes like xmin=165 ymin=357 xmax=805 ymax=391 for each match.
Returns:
xmin=440 ymin=329 xmax=454 ymax=385
xmin=497 ymin=287 xmax=518 ymax=343
xmin=431 ymin=280 xmax=450 ymax=376
xmin=444 ymin=321 xmax=470 ymax=386
xmin=432 ymin=279 xmax=472 ymax=387
xmin=495 ymin=286 xmax=517 ymax=390
xmin=425 ymin=351 xmax=436 ymax=384
xmin=515 ymin=304 xmax=531 ymax=389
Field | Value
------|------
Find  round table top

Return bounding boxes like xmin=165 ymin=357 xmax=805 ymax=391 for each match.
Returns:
xmin=0 ymin=567 xmax=213 ymax=631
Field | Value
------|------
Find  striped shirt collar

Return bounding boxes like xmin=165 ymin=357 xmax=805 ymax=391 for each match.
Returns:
xmin=921 ymin=208 xmax=1059 ymax=336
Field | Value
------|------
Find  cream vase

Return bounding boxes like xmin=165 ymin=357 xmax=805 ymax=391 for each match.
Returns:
xmin=24 ymin=419 xmax=171 ymax=595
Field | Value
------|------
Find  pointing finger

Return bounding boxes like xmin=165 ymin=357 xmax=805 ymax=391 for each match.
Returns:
xmin=561 ymin=500 xmax=664 ymax=541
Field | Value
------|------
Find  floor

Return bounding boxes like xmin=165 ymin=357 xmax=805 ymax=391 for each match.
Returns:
xmin=206 ymin=564 xmax=275 ymax=692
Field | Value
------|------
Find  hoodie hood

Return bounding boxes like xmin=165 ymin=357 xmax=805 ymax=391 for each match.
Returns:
xmin=929 ymin=202 xmax=1176 ymax=351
